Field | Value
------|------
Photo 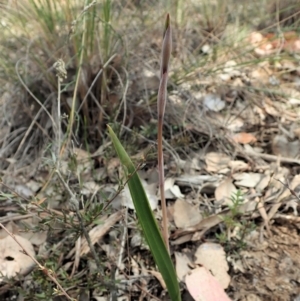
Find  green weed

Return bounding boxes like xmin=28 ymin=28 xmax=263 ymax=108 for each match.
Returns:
xmin=216 ymin=190 xmax=256 ymax=252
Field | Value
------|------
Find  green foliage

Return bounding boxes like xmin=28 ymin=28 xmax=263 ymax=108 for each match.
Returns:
xmin=140 ymin=123 xmax=158 ymax=138
xmin=108 ymin=125 xmax=181 ymax=301
xmin=216 ymin=190 xmax=256 ymax=252
xmin=228 ymin=189 xmax=244 ymax=218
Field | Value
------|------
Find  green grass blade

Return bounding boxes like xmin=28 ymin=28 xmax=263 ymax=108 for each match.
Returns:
xmin=107 ymin=125 xmax=181 ymax=301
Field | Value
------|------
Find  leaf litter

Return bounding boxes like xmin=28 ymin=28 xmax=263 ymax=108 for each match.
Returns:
xmin=2 ymin=2 xmax=300 ymax=301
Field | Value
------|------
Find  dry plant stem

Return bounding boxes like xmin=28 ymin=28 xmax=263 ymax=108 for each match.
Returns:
xmin=0 ymin=223 xmax=75 ymax=301
xmin=274 ymin=213 xmax=300 ymax=222
xmin=71 ymin=236 xmax=81 ymax=277
xmin=53 ymin=59 xmax=67 ymax=166
xmin=157 ymin=14 xmax=172 ymax=253
xmin=157 ymin=80 xmax=169 ymax=253
xmin=5 ymin=62 xmax=52 ymax=171
xmin=71 ymin=0 xmax=96 ymax=28
xmin=0 ymin=213 xmax=35 ymax=223
xmin=15 ymin=59 xmax=56 ymax=127
xmin=64 ymin=0 xmax=90 ymax=152
xmin=243 ymin=149 xmax=300 ymax=165
xmin=112 ymin=66 xmax=129 ymax=136
xmin=57 ymin=77 xmax=62 ymax=168
xmin=76 ymin=54 xmax=117 ymax=113
xmin=275 ymin=178 xmax=300 ymax=201
xmin=8 ymin=98 xmax=51 ymax=167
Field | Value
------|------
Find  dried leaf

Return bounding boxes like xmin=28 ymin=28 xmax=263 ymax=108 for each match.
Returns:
xmin=14 ymin=184 xmax=34 ymax=199
xmin=0 ymin=235 xmax=35 ymax=282
xmin=249 ymin=31 xmax=300 ymax=56
xmin=164 ymin=178 xmax=184 ymax=199
xmin=194 ymin=242 xmax=231 ymax=289
xmin=185 ymin=267 xmax=231 ymax=301
xmin=148 ymin=270 xmax=166 ymax=289
xmin=274 ymin=174 xmax=300 ymax=205
xmin=228 ymin=160 xmax=249 ymax=172
xmin=263 ymin=100 xmax=280 ymax=117
xmin=175 ymin=252 xmax=192 ymax=281
xmin=272 ymin=135 xmax=300 ymax=158
xmin=107 ymin=157 xmax=121 ymax=181
xmin=176 ymin=174 xmax=220 ymax=190
xmin=207 ymin=112 xmax=244 ymax=132
xmin=205 ymin=152 xmax=231 ymax=173
xmin=72 ymin=148 xmax=93 ymax=173
xmin=233 ymin=173 xmax=262 ymax=188
xmin=256 ymin=174 xmax=271 ymax=192
xmin=215 ymin=178 xmax=237 ymax=205
xmin=80 ymin=211 xmax=123 ymax=256
xmin=173 ymin=199 xmax=202 ymax=229
xmin=232 ymin=132 xmax=257 ymax=144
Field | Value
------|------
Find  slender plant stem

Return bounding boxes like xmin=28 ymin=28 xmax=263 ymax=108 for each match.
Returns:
xmin=157 ymin=14 xmax=172 ymax=254
xmin=64 ymin=0 xmax=90 ymax=152
xmin=57 ymin=76 xmax=61 ymax=168
xmin=157 ymin=107 xmax=169 ymax=253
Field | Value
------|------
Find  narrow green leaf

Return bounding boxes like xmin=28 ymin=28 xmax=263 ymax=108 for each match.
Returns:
xmin=107 ymin=125 xmax=181 ymax=301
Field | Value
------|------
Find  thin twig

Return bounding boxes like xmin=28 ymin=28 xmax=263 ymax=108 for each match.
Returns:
xmin=244 ymin=148 xmax=300 ymax=165
xmin=15 ymin=59 xmax=56 ymax=126
xmin=275 ymin=178 xmax=300 ymax=202
xmin=76 ymin=54 xmax=117 ymax=113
